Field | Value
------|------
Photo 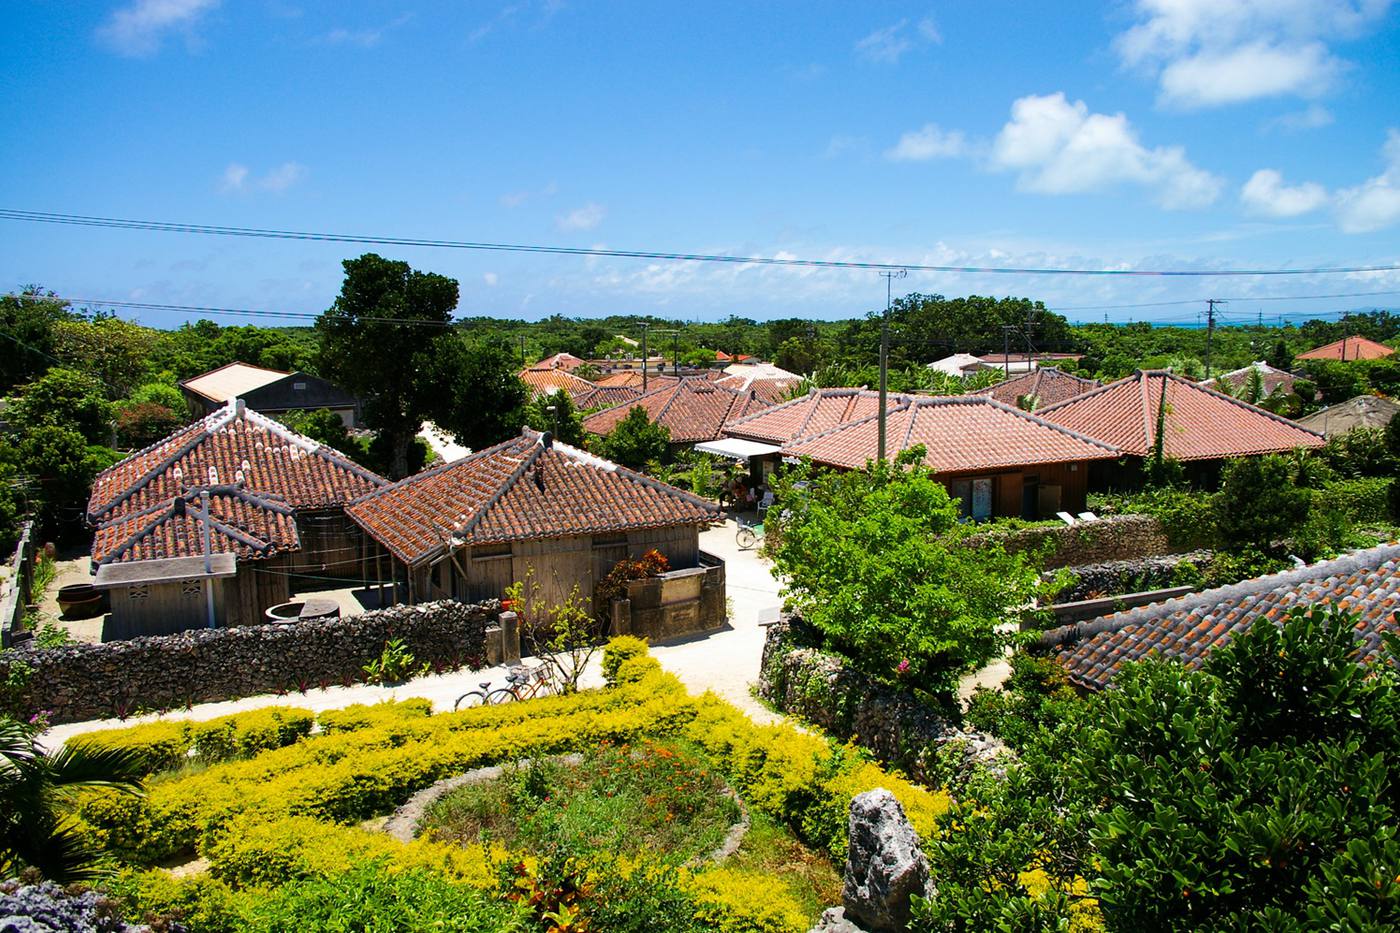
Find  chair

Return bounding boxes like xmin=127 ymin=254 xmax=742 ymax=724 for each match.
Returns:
xmin=1077 ymin=511 xmax=1100 ymax=522
xmin=757 ymin=490 xmax=775 ymax=516
xmin=1056 ymin=511 xmax=1078 ymax=526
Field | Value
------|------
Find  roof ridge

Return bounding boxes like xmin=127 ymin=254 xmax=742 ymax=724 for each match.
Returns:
xmin=349 ymin=431 xmax=525 ymax=506
xmin=447 ymin=441 xmax=547 ymax=557
xmin=971 ymin=395 xmax=1122 ymax=451
xmin=1140 ymin=371 xmax=1157 ymax=453
xmin=1036 ymin=369 xmax=1141 ymax=415
xmin=1162 ymin=370 xmax=1327 ymax=439
xmin=1036 ymin=542 xmax=1400 ymax=651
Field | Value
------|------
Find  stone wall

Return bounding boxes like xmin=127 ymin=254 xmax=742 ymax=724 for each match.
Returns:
xmin=1052 ymin=550 xmax=1213 ymax=602
xmin=610 ymin=553 xmax=726 ymax=642
xmin=2 ymin=600 xmax=496 ymax=724
xmin=966 ymin=514 xmax=1176 ymax=569
xmin=758 ymin=619 xmax=1008 ymax=787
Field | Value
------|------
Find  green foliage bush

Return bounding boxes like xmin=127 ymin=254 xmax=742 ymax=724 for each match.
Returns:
xmin=602 ymin=635 xmax=651 ymax=686
xmin=598 ymin=405 xmax=672 ymax=469
xmin=316 ymin=698 xmax=434 ymax=734
xmin=1315 ymin=476 xmax=1395 ymax=525
xmin=69 ymin=706 xmax=314 ymax=777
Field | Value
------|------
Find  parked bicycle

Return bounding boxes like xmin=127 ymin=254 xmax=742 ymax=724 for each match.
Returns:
xmin=735 ymin=516 xmax=763 ymax=551
xmin=453 ymin=662 xmax=556 ymax=710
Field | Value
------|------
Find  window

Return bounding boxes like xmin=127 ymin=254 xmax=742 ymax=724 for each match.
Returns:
xmin=128 ymin=584 xmax=149 ymax=600
xmin=293 ymin=381 xmax=307 ymax=390
xmin=948 ymin=480 xmax=972 ymax=518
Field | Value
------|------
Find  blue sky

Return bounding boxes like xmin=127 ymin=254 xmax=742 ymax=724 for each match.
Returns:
xmin=3 ymin=1 xmax=1399 ymax=326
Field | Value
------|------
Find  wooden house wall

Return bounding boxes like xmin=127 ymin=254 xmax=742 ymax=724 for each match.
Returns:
xmin=106 ymin=574 xmax=231 ymax=640
xmin=934 ymin=459 xmax=1094 ymax=520
xmin=227 ymin=555 xmax=292 ymax=627
xmin=286 ymin=508 xmax=364 ymax=579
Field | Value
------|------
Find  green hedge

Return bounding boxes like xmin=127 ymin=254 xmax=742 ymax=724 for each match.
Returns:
xmin=1315 ymin=477 xmax=1394 ymax=524
xmin=69 ymin=705 xmax=314 ymax=776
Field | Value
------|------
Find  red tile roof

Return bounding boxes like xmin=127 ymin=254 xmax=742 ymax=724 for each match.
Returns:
xmin=592 ymin=371 xmax=682 ymax=389
xmin=713 ymin=372 xmax=803 ymax=405
xmin=1042 ymin=543 xmax=1400 ymax=690
xmin=582 ymin=377 xmax=770 ymax=444
xmin=778 ymin=395 xmax=1120 ymax=473
xmin=574 ymin=384 xmax=643 ymax=411
xmin=1036 ymin=370 xmax=1324 ymax=460
xmin=89 ymin=401 xmax=386 ymax=524
xmin=974 ymin=367 xmax=1099 ymax=409
xmin=723 ymin=388 xmax=911 ymax=445
xmin=1199 ymin=362 xmax=1299 ymax=398
xmin=534 ymin=352 xmax=588 ymax=371
xmin=93 ymin=485 xmax=299 ymax=565
xmin=519 ymin=367 xmax=598 ymax=401
xmin=1296 ymin=335 xmax=1395 ymax=361
xmin=346 ymin=429 xmax=719 ymax=565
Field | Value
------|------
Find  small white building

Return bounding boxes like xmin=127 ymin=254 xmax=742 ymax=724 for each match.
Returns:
xmin=926 ymin=353 xmax=990 ymax=377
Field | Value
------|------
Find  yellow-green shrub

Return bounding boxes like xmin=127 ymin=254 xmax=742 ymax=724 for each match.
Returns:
xmin=317 ymin=698 xmax=433 ymax=734
xmin=189 ymin=706 xmax=314 ymax=760
xmin=686 ymin=866 xmax=809 ymax=933
xmin=602 ymin=635 xmax=650 ymax=685
xmin=108 ymin=869 xmax=245 ymax=933
xmin=69 ymin=720 xmax=192 ymax=775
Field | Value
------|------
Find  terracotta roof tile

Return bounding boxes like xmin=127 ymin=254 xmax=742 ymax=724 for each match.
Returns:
xmin=1036 ymin=370 xmax=1324 ymax=460
xmin=1198 ymin=362 xmax=1299 ymax=398
xmin=1044 ymin=543 xmax=1400 ymax=690
xmin=582 ymin=377 xmax=770 ymax=444
xmin=92 ymin=485 xmax=300 ymax=565
xmin=88 ymin=402 xmax=386 ymax=523
xmin=1296 ymin=335 xmax=1395 ymax=361
xmin=518 ymin=367 xmax=598 ymax=401
xmin=777 ymin=395 xmax=1121 ymax=473
xmin=346 ymin=429 xmax=719 ymax=565
xmin=573 ymin=384 xmax=643 ymax=411
xmin=974 ymin=367 xmax=1100 ymax=408
xmin=723 ymin=388 xmax=911 ymax=445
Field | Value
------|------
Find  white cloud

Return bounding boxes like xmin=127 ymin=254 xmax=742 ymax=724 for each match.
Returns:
xmin=556 ymin=202 xmax=606 ymax=231
xmin=97 ymin=0 xmax=219 ymax=56
xmin=1115 ymin=0 xmax=1393 ymax=108
xmin=220 ymin=161 xmax=306 ymax=194
xmin=1335 ymin=129 xmax=1400 ymax=233
xmin=500 ymin=181 xmax=558 ymax=208
xmin=990 ymin=92 xmax=1222 ymax=209
xmin=1264 ymin=104 xmax=1334 ymax=133
xmin=884 ymin=123 xmax=966 ymax=161
xmin=854 ymin=16 xmax=941 ymax=64
xmin=483 ymin=272 xmax=499 ymax=287
xmin=1240 ymin=169 xmax=1329 ymax=217
xmin=319 ymin=13 xmax=412 ymax=48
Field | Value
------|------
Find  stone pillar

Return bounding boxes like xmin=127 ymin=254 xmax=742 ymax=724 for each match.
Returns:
xmin=610 ymin=598 xmax=631 ymax=636
xmin=498 ymin=611 xmax=521 ymax=665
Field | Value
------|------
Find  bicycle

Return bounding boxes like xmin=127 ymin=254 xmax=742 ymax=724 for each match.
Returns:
xmin=735 ymin=517 xmax=763 ymax=551
xmin=453 ymin=662 xmax=555 ymax=710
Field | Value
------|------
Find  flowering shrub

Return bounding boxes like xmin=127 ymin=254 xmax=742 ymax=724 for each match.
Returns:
xmin=595 ymin=549 xmax=670 ymax=608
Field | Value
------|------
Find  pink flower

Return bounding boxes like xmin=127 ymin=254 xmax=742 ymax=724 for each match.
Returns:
xmin=896 ymin=659 xmax=910 ymax=675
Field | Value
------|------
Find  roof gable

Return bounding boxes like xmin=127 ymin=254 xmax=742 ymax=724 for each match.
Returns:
xmin=346 ymin=430 xmax=718 ymax=564
xmin=975 ymin=367 xmax=1100 ymax=408
xmin=723 ymin=388 xmax=909 ymax=445
xmin=1037 ymin=370 xmax=1325 ymax=460
xmin=89 ymin=401 xmax=386 ymax=523
xmin=1043 ymin=543 xmax=1400 ymax=690
xmin=93 ymin=485 xmax=299 ymax=565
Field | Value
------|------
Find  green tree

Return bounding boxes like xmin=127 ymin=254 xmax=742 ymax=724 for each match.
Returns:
xmin=127 ymin=381 xmax=187 ymax=413
xmin=0 ymin=716 xmax=146 ymax=881
xmin=115 ymin=402 xmax=182 ymax=448
xmin=767 ymin=452 xmax=1042 ymax=699
xmin=7 ymin=367 xmax=114 ymax=445
xmin=1267 ymin=339 xmax=1294 ymax=371
xmin=597 ymin=407 xmax=670 ymax=470
xmin=430 ymin=335 xmax=528 ymax=452
xmin=0 ymin=289 xmax=74 ymax=395
xmin=523 ymin=390 xmax=586 ymax=447
xmin=275 ymin=408 xmax=354 ymax=453
xmin=1214 ymin=455 xmax=1313 ymax=549
xmin=52 ymin=316 xmax=158 ymax=399
xmin=316 ymin=254 xmax=463 ymax=479
xmin=13 ymin=426 xmax=112 ymax=537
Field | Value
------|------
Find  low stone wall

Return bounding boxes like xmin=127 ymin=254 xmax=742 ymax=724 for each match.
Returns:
xmin=758 ymin=619 xmax=1008 ymax=788
xmin=2 ymin=600 xmax=496 ymax=724
xmin=967 ymin=514 xmax=1175 ymax=569
xmin=1052 ymin=550 xmax=1213 ymax=602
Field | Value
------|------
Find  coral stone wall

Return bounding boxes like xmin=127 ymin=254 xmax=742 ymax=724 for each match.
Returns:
xmin=966 ymin=514 xmax=1176 ymax=569
xmin=3 ymin=600 xmax=495 ymax=724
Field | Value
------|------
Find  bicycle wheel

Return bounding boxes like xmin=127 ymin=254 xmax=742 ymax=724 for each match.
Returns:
xmin=454 ymin=690 xmax=488 ymax=710
xmin=736 ymin=526 xmax=758 ymax=550
xmin=485 ymin=687 xmax=518 ymax=705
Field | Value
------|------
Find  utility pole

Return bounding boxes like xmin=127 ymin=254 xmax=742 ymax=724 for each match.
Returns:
xmin=640 ymin=322 xmax=650 ymax=393
xmin=519 ymin=335 xmax=527 ymax=367
xmin=876 ymin=269 xmax=907 ymax=464
xmin=1205 ymin=299 xmax=1224 ymax=378
xmin=672 ymin=330 xmax=680 ymax=377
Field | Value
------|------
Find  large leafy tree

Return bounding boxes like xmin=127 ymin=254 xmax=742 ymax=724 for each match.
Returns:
xmin=316 ymin=254 xmax=465 ymax=478
xmin=523 ymin=389 xmax=586 ymax=447
xmin=768 ymin=451 xmax=1042 ymax=699
xmin=430 ymin=334 xmax=528 ymax=452
xmin=6 ymin=367 xmax=114 ymax=445
xmin=596 ymin=407 xmax=670 ymax=470
xmin=52 ymin=315 xmax=158 ymax=399
xmin=0 ymin=289 xmax=74 ymax=395
xmin=0 ymin=717 xmax=146 ymax=881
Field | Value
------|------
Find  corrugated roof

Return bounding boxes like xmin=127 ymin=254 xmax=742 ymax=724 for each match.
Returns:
xmin=1042 ymin=543 xmax=1400 ymax=690
xmin=1036 ymin=370 xmax=1324 ymax=460
xmin=346 ymin=429 xmax=719 ymax=565
xmin=92 ymin=485 xmax=299 ymax=565
xmin=778 ymin=395 xmax=1121 ymax=473
xmin=582 ymin=377 xmax=769 ymax=444
xmin=1296 ymin=335 xmax=1395 ymax=361
xmin=180 ymin=362 xmax=291 ymax=404
xmin=88 ymin=401 xmax=386 ymax=523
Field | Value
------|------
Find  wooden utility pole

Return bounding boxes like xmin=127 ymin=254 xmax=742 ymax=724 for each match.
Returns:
xmin=1205 ymin=299 xmax=1224 ymax=378
xmin=876 ymin=270 xmax=907 ymax=464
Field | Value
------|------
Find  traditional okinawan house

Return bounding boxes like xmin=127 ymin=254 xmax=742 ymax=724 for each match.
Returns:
xmin=1297 ymin=394 xmax=1400 ymax=438
xmin=1198 ymin=361 xmax=1302 ymax=401
xmin=86 ymin=400 xmax=386 ymax=636
xmin=573 ymin=383 xmax=644 ymax=413
xmin=345 ymin=429 xmax=724 ymax=634
xmin=533 ymin=352 xmax=589 ymax=372
xmin=1296 ymin=335 xmax=1395 ymax=362
xmin=714 ymin=388 xmax=913 ymax=489
xmin=976 ymin=352 xmax=1084 ymax=376
xmin=591 ymin=371 xmax=682 ymax=390
xmin=582 ymin=377 xmax=769 ymax=452
xmin=713 ymin=363 xmax=803 ymax=405
xmin=973 ymin=366 xmax=1100 ymax=411
xmin=775 ymin=395 xmax=1120 ymax=520
xmin=1039 ymin=543 xmax=1400 ymax=692
xmin=1035 ymin=370 xmax=1326 ymax=488
xmin=517 ymin=366 xmax=600 ymax=405
xmin=180 ymin=362 xmax=362 ymax=427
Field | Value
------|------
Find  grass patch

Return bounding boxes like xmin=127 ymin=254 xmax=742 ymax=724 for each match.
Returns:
xmin=724 ymin=809 xmax=842 ymax=923
xmin=420 ymin=737 xmax=741 ymax=865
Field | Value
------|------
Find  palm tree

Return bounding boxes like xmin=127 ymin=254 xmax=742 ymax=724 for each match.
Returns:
xmin=0 ymin=717 xmax=145 ymax=881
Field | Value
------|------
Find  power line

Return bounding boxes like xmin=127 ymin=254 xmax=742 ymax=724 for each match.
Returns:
xmin=1054 ymin=288 xmax=1400 ymax=313
xmin=4 ymin=208 xmax=1400 ymax=277
xmin=21 ymin=295 xmax=456 ymax=328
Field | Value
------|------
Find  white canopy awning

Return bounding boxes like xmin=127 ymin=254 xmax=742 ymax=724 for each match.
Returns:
xmin=693 ymin=437 xmax=782 ymax=461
